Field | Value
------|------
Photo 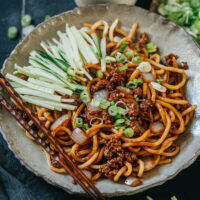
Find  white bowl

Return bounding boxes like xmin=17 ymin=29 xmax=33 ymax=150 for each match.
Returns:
xmin=75 ymin=0 xmax=137 ymax=7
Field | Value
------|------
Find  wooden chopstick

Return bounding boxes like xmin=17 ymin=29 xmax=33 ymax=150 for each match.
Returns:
xmin=0 ymin=94 xmax=98 ymax=199
xmin=0 ymin=73 xmax=106 ymax=200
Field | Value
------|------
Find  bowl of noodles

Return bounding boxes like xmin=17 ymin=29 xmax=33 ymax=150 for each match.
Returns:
xmin=0 ymin=4 xmax=200 ymax=197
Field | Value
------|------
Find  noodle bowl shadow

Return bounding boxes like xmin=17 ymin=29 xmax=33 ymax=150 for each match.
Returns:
xmin=0 ymin=4 xmax=200 ymax=197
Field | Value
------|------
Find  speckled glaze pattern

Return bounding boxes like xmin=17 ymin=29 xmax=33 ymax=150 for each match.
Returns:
xmin=0 ymin=4 xmax=200 ymax=197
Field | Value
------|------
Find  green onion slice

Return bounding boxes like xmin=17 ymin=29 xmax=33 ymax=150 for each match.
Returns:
xmin=76 ymin=117 xmax=83 ymax=127
xmin=119 ymin=41 xmax=129 ymax=53
xmin=8 ymin=26 xmax=18 ymax=39
xmin=80 ymin=91 xmax=90 ymax=103
xmin=108 ymin=105 xmax=118 ymax=116
xmin=123 ymin=128 xmax=134 ymax=138
xmin=132 ymin=56 xmax=142 ymax=63
xmin=21 ymin=14 xmax=32 ymax=27
xmin=115 ymin=52 xmax=127 ymax=63
xmin=125 ymin=50 xmax=134 ymax=58
xmin=119 ymin=65 xmax=128 ymax=71
xmin=126 ymin=78 xmax=143 ymax=88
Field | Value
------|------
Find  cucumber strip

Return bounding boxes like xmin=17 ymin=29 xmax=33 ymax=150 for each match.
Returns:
xmin=28 ymin=77 xmax=72 ymax=96
xmin=71 ymin=26 xmax=99 ymax=64
xmin=22 ymin=95 xmax=77 ymax=110
xmin=80 ymin=30 xmax=99 ymax=58
xmin=57 ymin=31 xmax=77 ymax=69
xmin=10 ymin=82 xmax=23 ymax=88
xmin=30 ymin=51 xmax=67 ymax=79
xmin=100 ymin=37 xmax=107 ymax=72
xmin=37 ymin=50 xmax=69 ymax=74
xmin=6 ymin=73 xmax=54 ymax=94
xmin=14 ymin=64 xmax=39 ymax=78
xmin=30 ymin=68 xmax=66 ymax=86
xmin=66 ymin=25 xmax=83 ymax=68
xmin=61 ymin=99 xmax=75 ymax=103
xmin=40 ymin=41 xmax=54 ymax=57
xmin=15 ymin=87 xmax=62 ymax=102
xmin=21 ymin=95 xmax=57 ymax=110
xmin=91 ymin=33 xmax=102 ymax=58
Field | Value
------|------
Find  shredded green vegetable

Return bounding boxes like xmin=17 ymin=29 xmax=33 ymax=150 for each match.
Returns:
xmin=158 ymin=0 xmax=200 ymax=45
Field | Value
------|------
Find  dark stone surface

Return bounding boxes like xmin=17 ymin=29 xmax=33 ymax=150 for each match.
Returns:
xmin=0 ymin=0 xmax=199 ymax=200
xmin=0 ymin=0 xmax=22 ymax=53
xmin=25 ymin=0 xmax=76 ymax=26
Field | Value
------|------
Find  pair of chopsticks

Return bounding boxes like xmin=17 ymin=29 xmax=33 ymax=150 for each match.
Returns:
xmin=0 ymin=73 xmax=106 ymax=200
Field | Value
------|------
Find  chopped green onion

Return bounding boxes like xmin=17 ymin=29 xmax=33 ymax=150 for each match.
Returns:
xmin=90 ymin=98 xmax=100 ymax=107
xmin=119 ymin=41 xmax=129 ymax=53
xmin=100 ymin=99 xmax=110 ymax=109
xmin=21 ymin=14 xmax=32 ymax=27
xmin=45 ymin=15 xmax=51 ymax=20
xmin=96 ymin=70 xmax=104 ymax=79
xmin=156 ymin=79 xmax=163 ymax=84
xmin=136 ymin=47 xmax=141 ymax=52
xmin=123 ymin=128 xmax=134 ymax=138
xmin=110 ymin=101 xmax=115 ymax=106
xmin=119 ymin=65 xmax=128 ymax=71
xmin=76 ymin=117 xmax=83 ymax=128
xmin=117 ymin=107 xmax=128 ymax=115
xmin=135 ymin=97 xmax=140 ymax=102
xmin=115 ymin=119 xmax=125 ymax=126
xmin=8 ymin=26 xmax=18 ymax=39
xmin=80 ymin=91 xmax=90 ymax=103
xmin=145 ymin=42 xmax=157 ymax=53
xmin=125 ymin=50 xmax=134 ymax=58
xmin=108 ymin=105 xmax=118 ymax=116
xmin=115 ymin=52 xmax=127 ymax=63
xmin=114 ymin=114 xmax=122 ymax=119
xmin=132 ymin=56 xmax=142 ymax=63
xmin=149 ymin=53 xmax=153 ymax=58
xmin=83 ymin=123 xmax=89 ymax=130
xmin=125 ymin=118 xmax=130 ymax=126
xmin=126 ymin=78 xmax=143 ymax=88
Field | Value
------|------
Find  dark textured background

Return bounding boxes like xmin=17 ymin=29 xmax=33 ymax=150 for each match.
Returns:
xmin=0 ymin=0 xmax=199 ymax=199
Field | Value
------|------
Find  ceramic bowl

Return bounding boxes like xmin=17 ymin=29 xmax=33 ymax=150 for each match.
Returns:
xmin=74 ymin=0 xmax=137 ymax=7
xmin=0 ymin=4 xmax=200 ymax=197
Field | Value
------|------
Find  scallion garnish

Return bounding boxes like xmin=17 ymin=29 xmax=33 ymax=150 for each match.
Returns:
xmin=123 ymin=128 xmax=134 ymax=138
xmin=8 ymin=26 xmax=18 ymax=39
xmin=108 ymin=105 xmax=118 ymax=116
xmin=80 ymin=91 xmax=90 ymax=103
xmin=114 ymin=119 xmax=125 ymax=126
xmin=110 ymin=101 xmax=115 ymax=106
xmin=76 ymin=117 xmax=83 ymax=128
xmin=83 ymin=123 xmax=89 ymax=130
xmin=114 ymin=114 xmax=122 ymax=119
xmin=132 ymin=56 xmax=142 ymax=63
xmin=119 ymin=41 xmax=129 ymax=53
xmin=156 ymin=79 xmax=163 ymax=84
xmin=115 ymin=52 xmax=127 ymax=63
xmin=136 ymin=47 xmax=141 ymax=53
xmin=117 ymin=107 xmax=128 ymax=115
xmin=145 ymin=42 xmax=157 ymax=53
xmin=21 ymin=14 xmax=32 ymax=27
xmin=135 ymin=97 xmax=140 ymax=102
xmin=45 ymin=15 xmax=51 ymax=20
xmin=96 ymin=70 xmax=104 ymax=79
xmin=90 ymin=98 xmax=100 ymax=107
xmin=99 ymin=99 xmax=110 ymax=109
xmin=119 ymin=65 xmax=128 ymax=71
xmin=126 ymin=78 xmax=143 ymax=88
xmin=125 ymin=50 xmax=134 ymax=58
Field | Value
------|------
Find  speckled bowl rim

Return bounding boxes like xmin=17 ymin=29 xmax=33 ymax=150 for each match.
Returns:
xmin=0 ymin=4 xmax=200 ymax=197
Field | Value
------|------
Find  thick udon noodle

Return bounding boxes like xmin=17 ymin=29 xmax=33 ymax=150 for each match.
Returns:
xmin=23 ymin=19 xmax=196 ymax=185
